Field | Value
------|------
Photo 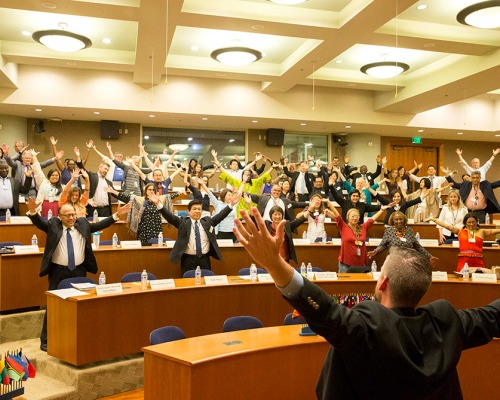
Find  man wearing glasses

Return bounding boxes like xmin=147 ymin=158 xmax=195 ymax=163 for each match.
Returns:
xmin=26 ymin=198 xmax=131 ymax=352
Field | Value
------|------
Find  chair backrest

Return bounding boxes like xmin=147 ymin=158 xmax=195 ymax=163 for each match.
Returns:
xmin=346 ymin=266 xmax=370 ymax=273
xmin=177 ymin=211 xmax=189 ymax=217
xmin=237 ymin=267 xmax=267 ymax=275
xmin=183 ymin=269 xmax=215 ymax=278
xmin=283 ymin=312 xmax=305 ymax=325
xmin=222 ymin=316 xmax=263 ymax=332
xmin=314 ymin=236 xmax=332 ymax=243
xmin=121 ymin=272 xmax=157 ymax=282
xmin=0 ymin=242 xmax=23 ymax=247
xmin=149 ymin=326 xmax=186 ymax=345
xmin=148 ymin=237 xmax=173 ymax=244
xmin=58 ymin=277 xmax=97 ymax=289
xmin=99 ymin=239 xmax=120 ymax=246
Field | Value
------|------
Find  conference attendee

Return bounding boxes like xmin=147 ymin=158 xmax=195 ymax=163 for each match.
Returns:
xmin=405 ymin=178 xmax=442 ymax=223
xmin=435 ymin=189 xmax=468 ymax=244
xmin=214 ymin=150 xmax=275 ymax=218
xmin=409 ymin=164 xmax=448 ymax=193
xmin=284 ymin=160 xmax=315 ymax=202
xmin=265 ymin=205 xmax=309 ymax=264
xmin=330 ymin=187 xmax=381 ymax=224
xmin=443 ymin=169 xmax=500 ymax=223
xmin=456 ymin=147 xmax=499 ymax=181
xmin=431 ymin=212 xmax=500 ymax=273
xmin=367 ymin=211 xmax=435 ymax=262
xmin=26 ymin=197 xmax=131 ymax=351
xmin=232 ymin=212 xmax=500 ymax=400
xmin=0 ymin=159 xmax=31 ymax=217
xmin=327 ymin=201 xmax=388 ymax=272
xmin=347 ymin=155 xmax=385 ymax=186
xmin=3 ymin=145 xmax=57 ymax=197
xmin=77 ymin=158 xmax=113 ymax=217
xmin=310 ymin=176 xmax=327 ymax=198
xmin=384 ymin=168 xmax=402 ymax=194
xmin=369 ymin=187 xmax=425 ymax=225
xmin=326 ymin=171 xmax=343 ymax=202
xmin=50 ymin=136 xmax=91 ymax=186
xmin=298 ymin=195 xmax=336 ymax=242
xmin=398 ymin=165 xmax=415 ymax=193
xmin=185 ymin=172 xmax=213 ymax=217
xmin=31 ymin=151 xmax=65 ymax=217
xmin=247 ymin=184 xmax=294 ymax=222
xmin=200 ymin=180 xmax=238 ymax=241
xmin=151 ymin=196 xmax=240 ymax=275
xmin=280 ymin=180 xmax=295 ymax=202
xmin=58 ymin=168 xmax=90 ymax=218
xmin=462 ymin=173 xmax=471 ymax=182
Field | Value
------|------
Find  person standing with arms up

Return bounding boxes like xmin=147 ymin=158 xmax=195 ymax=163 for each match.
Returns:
xmin=233 ymin=208 xmax=500 ymax=400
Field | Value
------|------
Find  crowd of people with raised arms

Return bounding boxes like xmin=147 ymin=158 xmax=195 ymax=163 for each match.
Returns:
xmin=1 ymin=138 xmax=500 ymax=276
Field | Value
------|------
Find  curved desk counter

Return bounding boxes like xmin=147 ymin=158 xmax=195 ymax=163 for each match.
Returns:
xmin=46 ymin=275 xmax=499 ymax=366
xmin=143 ymin=325 xmax=499 ymax=400
xmin=2 ymin=244 xmax=500 ymax=311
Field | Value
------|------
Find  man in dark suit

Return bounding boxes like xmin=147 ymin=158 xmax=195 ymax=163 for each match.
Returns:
xmin=152 ymin=196 xmax=240 ymax=275
xmin=445 ymin=169 xmax=500 ymax=223
xmin=348 ymin=155 xmax=384 ymax=186
xmin=26 ymin=198 xmax=131 ymax=351
xmin=233 ymin=208 xmax=500 ymax=400
xmin=0 ymin=159 xmax=31 ymax=216
xmin=77 ymin=158 xmax=114 ymax=217
xmin=248 ymin=185 xmax=295 ymax=222
xmin=284 ymin=161 xmax=315 ymax=202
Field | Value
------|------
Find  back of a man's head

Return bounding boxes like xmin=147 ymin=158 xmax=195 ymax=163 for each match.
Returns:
xmin=382 ymin=248 xmax=432 ymax=308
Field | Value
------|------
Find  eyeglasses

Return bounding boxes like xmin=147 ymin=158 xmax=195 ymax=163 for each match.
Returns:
xmin=60 ymin=213 xmax=77 ymax=218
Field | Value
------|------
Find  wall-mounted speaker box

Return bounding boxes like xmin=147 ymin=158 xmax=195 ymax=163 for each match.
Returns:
xmin=266 ymin=129 xmax=285 ymax=146
xmin=100 ymin=120 xmax=120 ymax=140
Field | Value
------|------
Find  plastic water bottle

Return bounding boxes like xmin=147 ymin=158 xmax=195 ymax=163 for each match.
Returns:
xmin=429 ymin=212 xmax=434 ymax=221
xmin=415 ymin=232 xmax=420 ymax=243
xmin=93 ymin=209 xmax=98 ymax=222
xmin=249 ymin=263 xmax=258 ymax=282
xmin=93 ymin=232 xmax=100 ymax=249
xmin=112 ymin=233 xmax=118 ymax=248
xmin=462 ymin=263 xmax=469 ymax=281
xmin=194 ymin=266 xmax=202 ymax=285
xmin=322 ymin=231 xmax=327 ymax=244
xmin=302 ymin=231 xmax=307 ymax=239
xmin=31 ymin=234 xmax=38 ymax=246
xmin=306 ymin=263 xmax=313 ymax=279
xmin=47 ymin=209 xmax=53 ymax=220
xmin=371 ymin=260 xmax=377 ymax=274
xmin=5 ymin=209 xmax=11 ymax=223
xmin=99 ymin=271 xmax=106 ymax=285
xmin=485 ymin=214 xmax=490 ymax=225
xmin=216 ymin=183 xmax=219 ymax=192
xmin=157 ymin=231 xmax=163 ymax=247
xmin=300 ymin=262 xmax=306 ymax=277
xmin=141 ymin=269 xmax=148 ymax=289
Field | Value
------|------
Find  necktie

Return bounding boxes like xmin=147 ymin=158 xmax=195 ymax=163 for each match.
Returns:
xmin=67 ymin=228 xmax=76 ymax=271
xmin=194 ymin=221 xmax=202 ymax=258
xmin=158 ymin=183 xmax=162 ymax=195
xmin=298 ymin=173 xmax=306 ymax=194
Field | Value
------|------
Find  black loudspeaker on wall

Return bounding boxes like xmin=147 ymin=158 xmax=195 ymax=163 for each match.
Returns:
xmin=266 ymin=129 xmax=285 ymax=146
xmin=100 ymin=120 xmax=120 ymax=140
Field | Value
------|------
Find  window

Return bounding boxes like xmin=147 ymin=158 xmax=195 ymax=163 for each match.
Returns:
xmin=142 ymin=127 xmax=245 ymax=168
xmin=283 ymin=133 xmax=328 ymax=171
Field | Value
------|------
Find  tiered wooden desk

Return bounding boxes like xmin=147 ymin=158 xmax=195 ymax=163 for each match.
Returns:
xmin=143 ymin=326 xmax=499 ymax=400
xmin=2 ymin=244 xmax=500 ymax=312
xmin=46 ymin=275 xmax=499 ymax=366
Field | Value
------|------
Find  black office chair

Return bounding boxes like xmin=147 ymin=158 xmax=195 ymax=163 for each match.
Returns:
xmin=58 ymin=277 xmax=97 ymax=289
xmin=0 ymin=242 xmax=23 ymax=247
xmin=121 ymin=272 xmax=157 ymax=282
xmin=148 ymin=237 xmax=173 ymax=245
xmin=314 ymin=236 xmax=332 ymax=243
xmin=238 ymin=267 xmax=267 ymax=275
xmin=182 ymin=269 xmax=215 ymax=278
xmin=346 ymin=266 xmax=371 ymax=273
xmin=283 ymin=312 xmax=306 ymax=325
xmin=99 ymin=239 xmax=120 ymax=246
xmin=150 ymin=326 xmax=186 ymax=345
xmin=222 ymin=316 xmax=263 ymax=332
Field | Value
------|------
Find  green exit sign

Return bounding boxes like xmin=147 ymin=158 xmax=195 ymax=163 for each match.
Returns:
xmin=412 ymin=137 xmax=422 ymax=144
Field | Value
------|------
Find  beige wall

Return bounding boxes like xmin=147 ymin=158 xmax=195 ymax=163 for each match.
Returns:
xmin=0 ymin=115 xmax=27 ymax=150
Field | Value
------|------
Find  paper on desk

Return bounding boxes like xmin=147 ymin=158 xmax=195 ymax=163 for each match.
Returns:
xmin=71 ymin=283 xmax=96 ymax=289
xmin=48 ymin=288 xmax=91 ymax=299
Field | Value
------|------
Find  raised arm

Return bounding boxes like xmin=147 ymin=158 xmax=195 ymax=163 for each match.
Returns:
xmin=125 ymin=156 xmax=146 ymax=181
xmin=50 ymin=136 xmax=64 ymax=172
xmin=211 ymin=149 xmax=228 ymax=174
xmin=92 ymin=143 xmax=109 ymax=161
xmin=81 ymin=140 xmax=93 ymax=166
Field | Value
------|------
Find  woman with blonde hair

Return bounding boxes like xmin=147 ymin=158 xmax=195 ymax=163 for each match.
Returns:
xmin=435 ymin=189 xmax=468 ymax=244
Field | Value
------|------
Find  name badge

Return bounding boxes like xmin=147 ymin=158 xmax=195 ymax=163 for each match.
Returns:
xmin=150 ymin=279 xmax=176 ymax=290
xmin=204 ymin=275 xmax=229 ymax=285
xmin=95 ymin=283 xmax=123 ymax=296
xmin=399 ymin=237 xmax=407 ymax=242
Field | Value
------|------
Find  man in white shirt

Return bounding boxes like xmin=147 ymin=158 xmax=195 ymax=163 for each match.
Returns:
xmin=456 ymin=148 xmax=500 ymax=181
xmin=409 ymin=165 xmax=448 ymax=193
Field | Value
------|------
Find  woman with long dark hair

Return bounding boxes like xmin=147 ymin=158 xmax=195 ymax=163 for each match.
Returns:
xmin=32 ymin=150 xmax=63 ymax=217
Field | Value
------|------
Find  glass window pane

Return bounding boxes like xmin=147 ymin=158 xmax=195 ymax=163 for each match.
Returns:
xmin=283 ymin=133 xmax=328 ymax=172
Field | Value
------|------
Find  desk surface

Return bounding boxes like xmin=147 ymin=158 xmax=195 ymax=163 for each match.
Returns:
xmin=143 ymin=325 xmax=499 ymax=400
xmin=47 ymin=275 xmax=499 ymax=366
